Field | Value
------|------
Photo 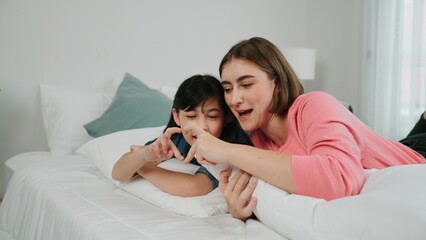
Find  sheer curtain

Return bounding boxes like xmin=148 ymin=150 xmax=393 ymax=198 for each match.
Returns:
xmin=362 ymin=0 xmax=426 ymax=140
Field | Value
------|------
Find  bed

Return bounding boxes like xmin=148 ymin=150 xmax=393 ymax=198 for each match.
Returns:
xmin=1 ymin=73 xmax=426 ymax=240
xmin=0 ymin=152 xmax=285 ymax=240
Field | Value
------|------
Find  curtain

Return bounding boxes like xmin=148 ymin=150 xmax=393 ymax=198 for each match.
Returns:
xmin=362 ymin=0 xmax=426 ymax=140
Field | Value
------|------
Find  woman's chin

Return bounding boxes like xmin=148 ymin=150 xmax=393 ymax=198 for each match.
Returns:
xmin=239 ymin=122 xmax=255 ymax=132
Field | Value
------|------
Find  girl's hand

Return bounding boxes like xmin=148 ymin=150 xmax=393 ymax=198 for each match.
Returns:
xmin=130 ymin=145 xmax=143 ymax=152
xmin=182 ymin=124 xmax=230 ymax=165
xmin=148 ymin=127 xmax=184 ymax=163
xmin=219 ymin=168 xmax=258 ymax=221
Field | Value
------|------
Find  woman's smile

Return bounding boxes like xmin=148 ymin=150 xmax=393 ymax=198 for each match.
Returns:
xmin=236 ymin=109 xmax=253 ymax=121
xmin=221 ymin=58 xmax=276 ymax=131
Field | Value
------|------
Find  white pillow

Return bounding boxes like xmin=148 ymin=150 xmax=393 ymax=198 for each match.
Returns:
xmin=253 ymin=165 xmax=426 ymax=240
xmin=118 ymin=159 xmax=228 ymax=218
xmin=40 ymin=85 xmax=113 ymax=156
xmin=202 ymin=164 xmax=241 ymax=182
xmin=77 ymin=126 xmax=165 ymax=182
xmin=76 ymin=127 xmax=228 ymax=218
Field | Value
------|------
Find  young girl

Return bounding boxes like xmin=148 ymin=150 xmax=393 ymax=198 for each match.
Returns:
xmin=112 ymin=74 xmax=251 ymax=197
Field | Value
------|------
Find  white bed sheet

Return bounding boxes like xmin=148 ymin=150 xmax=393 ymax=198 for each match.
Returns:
xmin=0 ymin=153 xmax=286 ymax=240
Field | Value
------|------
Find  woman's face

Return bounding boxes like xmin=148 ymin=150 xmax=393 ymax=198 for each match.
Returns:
xmin=221 ymin=58 xmax=276 ymax=131
xmin=172 ymin=97 xmax=224 ymax=145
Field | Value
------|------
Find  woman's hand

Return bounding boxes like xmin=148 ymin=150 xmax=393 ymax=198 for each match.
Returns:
xmin=182 ymin=124 xmax=230 ymax=165
xmin=219 ymin=168 xmax=258 ymax=221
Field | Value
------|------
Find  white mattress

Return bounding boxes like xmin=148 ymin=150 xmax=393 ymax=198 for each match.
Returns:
xmin=0 ymin=153 xmax=286 ymax=240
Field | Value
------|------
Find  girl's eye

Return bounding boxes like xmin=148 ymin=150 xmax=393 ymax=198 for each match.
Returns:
xmin=207 ymin=115 xmax=220 ymax=119
xmin=185 ymin=115 xmax=196 ymax=119
xmin=223 ymin=88 xmax=232 ymax=94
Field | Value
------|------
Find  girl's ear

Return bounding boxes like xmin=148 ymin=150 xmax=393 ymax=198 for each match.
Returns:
xmin=172 ymin=108 xmax=180 ymax=127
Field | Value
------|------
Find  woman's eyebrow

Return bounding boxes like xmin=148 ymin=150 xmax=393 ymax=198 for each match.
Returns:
xmin=221 ymin=75 xmax=255 ymax=85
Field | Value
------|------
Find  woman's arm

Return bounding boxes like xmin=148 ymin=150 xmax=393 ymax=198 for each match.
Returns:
xmin=209 ymin=142 xmax=296 ymax=193
xmin=137 ymin=163 xmax=213 ymax=197
xmin=225 ymin=143 xmax=296 ymax=193
xmin=183 ymin=130 xmax=296 ymax=194
xmin=184 ymin=92 xmax=365 ymax=200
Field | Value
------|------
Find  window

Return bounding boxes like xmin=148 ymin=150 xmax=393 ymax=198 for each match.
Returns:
xmin=362 ymin=0 xmax=426 ymax=140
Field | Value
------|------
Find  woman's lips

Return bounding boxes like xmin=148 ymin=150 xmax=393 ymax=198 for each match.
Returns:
xmin=237 ymin=109 xmax=253 ymax=121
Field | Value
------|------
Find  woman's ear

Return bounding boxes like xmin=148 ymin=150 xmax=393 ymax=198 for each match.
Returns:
xmin=172 ymin=108 xmax=180 ymax=126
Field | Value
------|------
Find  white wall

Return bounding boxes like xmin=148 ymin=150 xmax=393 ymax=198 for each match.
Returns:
xmin=305 ymin=0 xmax=363 ymax=112
xmin=0 ymin=0 xmax=362 ymax=197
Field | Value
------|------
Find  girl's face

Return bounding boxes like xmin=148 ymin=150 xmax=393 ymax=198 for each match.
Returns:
xmin=221 ymin=58 xmax=276 ymax=131
xmin=172 ymin=97 xmax=224 ymax=145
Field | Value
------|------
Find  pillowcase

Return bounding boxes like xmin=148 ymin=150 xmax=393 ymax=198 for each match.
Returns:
xmin=76 ymin=127 xmax=228 ymax=218
xmin=117 ymin=159 xmax=228 ymax=218
xmin=253 ymin=165 xmax=426 ymax=239
xmin=202 ymin=164 xmax=239 ymax=180
xmin=77 ymin=126 xmax=165 ymax=182
xmin=84 ymin=73 xmax=172 ymax=138
xmin=40 ymin=85 xmax=113 ymax=156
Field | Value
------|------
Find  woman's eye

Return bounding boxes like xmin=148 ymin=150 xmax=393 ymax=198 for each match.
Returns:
xmin=185 ymin=115 xmax=196 ymax=119
xmin=208 ymin=115 xmax=220 ymax=119
xmin=241 ymin=83 xmax=252 ymax=88
xmin=223 ymin=88 xmax=232 ymax=94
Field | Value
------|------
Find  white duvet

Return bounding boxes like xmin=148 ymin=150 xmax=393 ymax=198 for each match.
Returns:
xmin=2 ymin=151 xmax=426 ymax=240
xmin=0 ymin=154 xmax=285 ymax=240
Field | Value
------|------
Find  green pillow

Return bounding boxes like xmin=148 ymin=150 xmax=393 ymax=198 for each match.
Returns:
xmin=84 ymin=73 xmax=172 ymax=137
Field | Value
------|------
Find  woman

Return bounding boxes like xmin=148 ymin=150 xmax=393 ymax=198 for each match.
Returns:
xmin=112 ymin=74 xmax=251 ymax=197
xmin=182 ymin=37 xmax=426 ymax=220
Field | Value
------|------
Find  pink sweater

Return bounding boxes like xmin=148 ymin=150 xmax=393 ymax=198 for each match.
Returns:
xmin=250 ymin=91 xmax=426 ymax=200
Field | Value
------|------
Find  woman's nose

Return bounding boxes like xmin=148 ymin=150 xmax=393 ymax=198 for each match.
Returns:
xmin=231 ymin=89 xmax=243 ymax=105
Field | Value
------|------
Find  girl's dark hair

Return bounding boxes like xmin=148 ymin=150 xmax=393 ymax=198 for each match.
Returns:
xmin=219 ymin=37 xmax=304 ymax=116
xmin=165 ymin=74 xmax=233 ymax=129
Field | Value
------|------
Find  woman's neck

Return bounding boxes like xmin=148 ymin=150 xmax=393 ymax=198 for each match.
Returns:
xmin=261 ymin=114 xmax=288 ymax=147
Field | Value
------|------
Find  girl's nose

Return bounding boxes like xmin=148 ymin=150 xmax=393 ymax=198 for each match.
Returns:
xmin=198 ymin=118 xmax=208 ymax=131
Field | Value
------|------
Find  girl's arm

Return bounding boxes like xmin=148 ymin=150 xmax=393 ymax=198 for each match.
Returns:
xmin=112 ymin=127 xmax=184 ymax=182
xmin=112 ymin=145 xmax=151 ymax=181
xmin=137 ymin=163 xmax=213 ymax=197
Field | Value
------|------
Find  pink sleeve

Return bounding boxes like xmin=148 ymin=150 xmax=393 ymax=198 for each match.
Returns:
xmin=291 ymin=92 xmax=365 ymax=200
